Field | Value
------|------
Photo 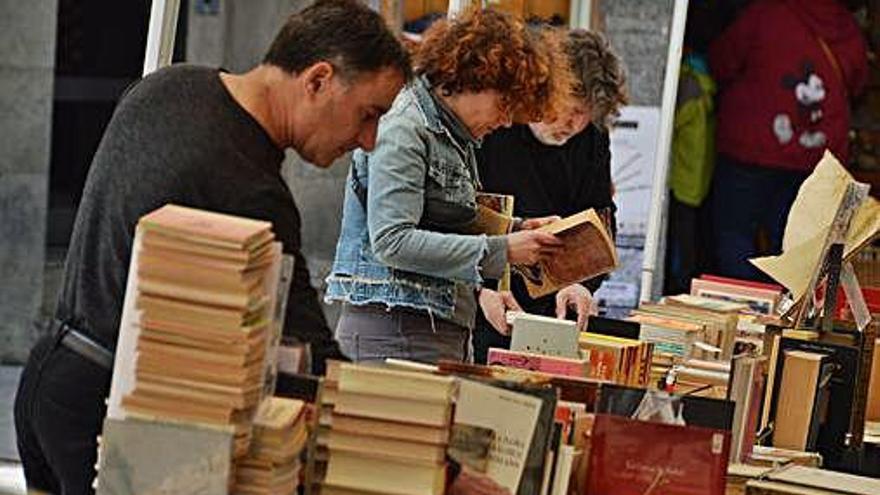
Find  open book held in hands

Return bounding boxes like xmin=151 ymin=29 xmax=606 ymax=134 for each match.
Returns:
xmin=515 ymin=209 xmax=618 ymax=298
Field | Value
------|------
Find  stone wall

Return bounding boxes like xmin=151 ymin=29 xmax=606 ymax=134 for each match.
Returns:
xmin=0 ymin=0 xmax=59 ymax=363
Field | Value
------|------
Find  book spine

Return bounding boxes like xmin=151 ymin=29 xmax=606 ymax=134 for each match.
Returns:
xmin=487 ymin=349 xmax=588 ymax=378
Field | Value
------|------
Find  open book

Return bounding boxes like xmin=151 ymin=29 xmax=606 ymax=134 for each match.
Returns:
xmin=470 ymin=192 xmax=515 ymax=290
xmin=472 ymin=192 xmax=515 ymax=236
xmin=515 ymin=209 xmax=618 ymax=298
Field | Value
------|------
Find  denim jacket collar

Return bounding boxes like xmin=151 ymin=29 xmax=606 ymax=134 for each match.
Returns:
xmin=412 ymin=75 xmax=480 ymax=150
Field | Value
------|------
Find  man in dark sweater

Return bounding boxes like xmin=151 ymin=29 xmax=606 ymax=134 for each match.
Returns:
xmin=474 ymin=30 xmax=628 ymax=363
xmin=13 ymin=2 xmax=409 ymax=493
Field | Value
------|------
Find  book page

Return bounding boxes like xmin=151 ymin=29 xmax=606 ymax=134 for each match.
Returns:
xmin=455 ymin=380 xmax=543 ymax=492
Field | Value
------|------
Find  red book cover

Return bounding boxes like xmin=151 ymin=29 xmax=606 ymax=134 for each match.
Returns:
xmin=834 ymin=286 xmax=880 ymax=320
xmin=588 ymin=350 xmax=617 ymax=382
xmin=487 ymin=348 xmax=589 ymax=378
xmin=700 ymin=274 xmax=783 ymax=292
xmin=587 ymin=414 xmax=731 ymax=495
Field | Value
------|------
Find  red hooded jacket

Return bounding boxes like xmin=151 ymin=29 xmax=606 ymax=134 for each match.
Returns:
xmin=710 ymin=0 xmax=868 ymax=171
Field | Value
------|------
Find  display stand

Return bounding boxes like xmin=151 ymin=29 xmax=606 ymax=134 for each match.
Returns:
xmin=765 ymin=180 xmax=878 ymax=472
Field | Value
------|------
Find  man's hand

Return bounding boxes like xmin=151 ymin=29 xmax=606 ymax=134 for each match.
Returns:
xmin=449 ymin=466 xmax=511 ymax=495
xmin=555 ymin=284 xmax=596 ymax=332
xmin=479 ymin=289 xmax=522 ymax=336
xmin=518 ymin=215 xmax=561 ymax=231
xmin=506 ymin=230 xmax=563 ymax=265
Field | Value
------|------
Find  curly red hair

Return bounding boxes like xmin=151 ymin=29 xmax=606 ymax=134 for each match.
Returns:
xmin=414 ymin=9 xmax=573 ymax=123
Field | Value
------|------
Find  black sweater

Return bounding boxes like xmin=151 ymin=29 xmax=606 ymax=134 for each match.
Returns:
xmin=473 ymin=123 xmax=616 ymax=359
xmin=56 ymin=65 xmax=343 ymax=374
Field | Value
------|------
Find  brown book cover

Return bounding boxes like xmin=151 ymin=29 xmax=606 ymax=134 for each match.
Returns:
xmin=139 ymin=204 xmax=274 ymax=250
xmin=327 ymin=429 xmax=447 ymax=464
xmin=137 ymin=293 xmax=269 ymax=331
xmin=470 ymin=192 xmax=515 ymax=290
xmin=331 ymin=414 xmax=450 ymax=445
xmin=516 ymin=209 xmax=618 ymax=298
xmin=138 ymin=326 xmax=264 ymax=356
xmin=772 ymin=350 xmax=832 ymax=451
xmin=470 ymin=192 xmax=515 ymax=236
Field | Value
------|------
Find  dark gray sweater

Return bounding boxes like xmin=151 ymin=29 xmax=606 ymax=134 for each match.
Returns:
xmin=56 ymin=64 xmax=343 ymax=374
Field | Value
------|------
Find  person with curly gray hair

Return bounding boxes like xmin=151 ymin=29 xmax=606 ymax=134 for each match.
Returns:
xmin=473 ymin=29 xmax=628 ymax=363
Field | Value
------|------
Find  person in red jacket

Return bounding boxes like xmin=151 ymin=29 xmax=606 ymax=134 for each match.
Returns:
xmin=708 ymin=0 xmax=867 ymax=280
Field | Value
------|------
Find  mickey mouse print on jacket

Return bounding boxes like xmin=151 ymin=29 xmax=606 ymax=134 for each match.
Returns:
xmin=709 ymin=0 xmax=867 ymax=172
xmin=779 ymin=61 xmax=828 ymax=150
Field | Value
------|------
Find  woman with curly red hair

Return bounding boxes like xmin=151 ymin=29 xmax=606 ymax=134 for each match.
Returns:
xmin=325 ymin=8 xmax=573 ymax=364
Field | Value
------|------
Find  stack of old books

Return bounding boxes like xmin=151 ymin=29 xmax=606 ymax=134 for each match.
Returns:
xmin=322 ymin=364 xmax=455 ymax=495
xmin=577 ymin=332 xmax=652 ymax=387
xmin=121 ymin=204 xmax=280 ymax=458
xmin=626 ymin=294 xmax=746 ymax=395
xmin=311 ymin=360 xmax=341 ymax=490
xmin=639 ymin=295 xmax=744 ymax=359
xmin=626 ymin=312 xmax=708 ymax=386
xmin=233 ymin=397 xmax=308 ymax=495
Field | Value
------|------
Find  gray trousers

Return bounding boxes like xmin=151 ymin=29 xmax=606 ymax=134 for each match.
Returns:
xmin=335 ymin=304 xmax=471 ymax=364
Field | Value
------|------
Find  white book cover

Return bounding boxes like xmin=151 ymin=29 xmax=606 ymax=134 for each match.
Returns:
xmin=550 ymin=445 xmax=575 ymax=495
xmin=454 ymin=379 xmax=543 ymax=492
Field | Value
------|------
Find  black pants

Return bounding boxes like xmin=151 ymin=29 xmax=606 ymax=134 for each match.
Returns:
xmin=14 ymin=332 xmax=111 ymax=495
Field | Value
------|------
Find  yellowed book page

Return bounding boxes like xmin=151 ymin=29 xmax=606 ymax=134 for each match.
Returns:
xmin=750 ymin=151 xmax=880 ymax=299
xmin=751 ymin=233 xmax=825 ymax=300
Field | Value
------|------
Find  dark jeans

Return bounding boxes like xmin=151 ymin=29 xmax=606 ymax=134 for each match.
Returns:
xmin=14 ymin=332 xmax=111 ymax=495
xmin=473 ymin=312 xmax=511 ymax=365
xmin=335 ymin=304 xmax=470 ymax=364
xmin=710 ymin=155 xmax=808 ymax=281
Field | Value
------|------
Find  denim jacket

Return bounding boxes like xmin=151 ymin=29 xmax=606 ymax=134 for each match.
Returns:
xmin=325 ymin=76 xmax=508 ymax=328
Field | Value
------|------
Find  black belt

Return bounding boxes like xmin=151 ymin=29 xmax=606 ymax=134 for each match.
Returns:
xmin=57 ymin=323 xmax=114 ymax=370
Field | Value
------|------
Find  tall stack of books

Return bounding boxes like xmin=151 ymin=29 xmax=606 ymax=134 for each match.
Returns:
xmin=627 ymin=295 xmax=746 ymax=394
xmin=234 ymin=397 xmax=308 ymax=495
xmin=626 ymin=312 xmax=707 ymax=385
xmin=690 ymin=274 xmax=783 ymax=316
xmin=312 ymin=360 xmax=341 ymax=490
xmin=640 ymin=295 xmax=744 ymax=359
xmin=121 ymin=204 xmax=280 ymax=458
xmin=577 ymin=333 xmax=652 ymax=386
xmin=322 ymin=364 xmax=455 ymax=495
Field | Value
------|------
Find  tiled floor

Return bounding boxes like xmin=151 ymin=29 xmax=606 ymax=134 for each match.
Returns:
xmin=0 ymin=366 xmax=24 ymax=495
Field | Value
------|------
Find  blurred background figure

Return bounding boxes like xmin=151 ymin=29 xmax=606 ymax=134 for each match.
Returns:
xmin=708 ymin=0 xmax=868 ymax=280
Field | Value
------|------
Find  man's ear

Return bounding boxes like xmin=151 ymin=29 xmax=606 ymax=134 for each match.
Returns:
xmin=301 ymin=61 xmax=335 ymax=97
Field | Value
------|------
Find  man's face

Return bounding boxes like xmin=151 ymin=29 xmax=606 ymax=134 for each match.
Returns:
xmin=529 ymin=99 xmax=592 ymax=146
xmin=297 ymin=66 xmax=405 ymax=167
